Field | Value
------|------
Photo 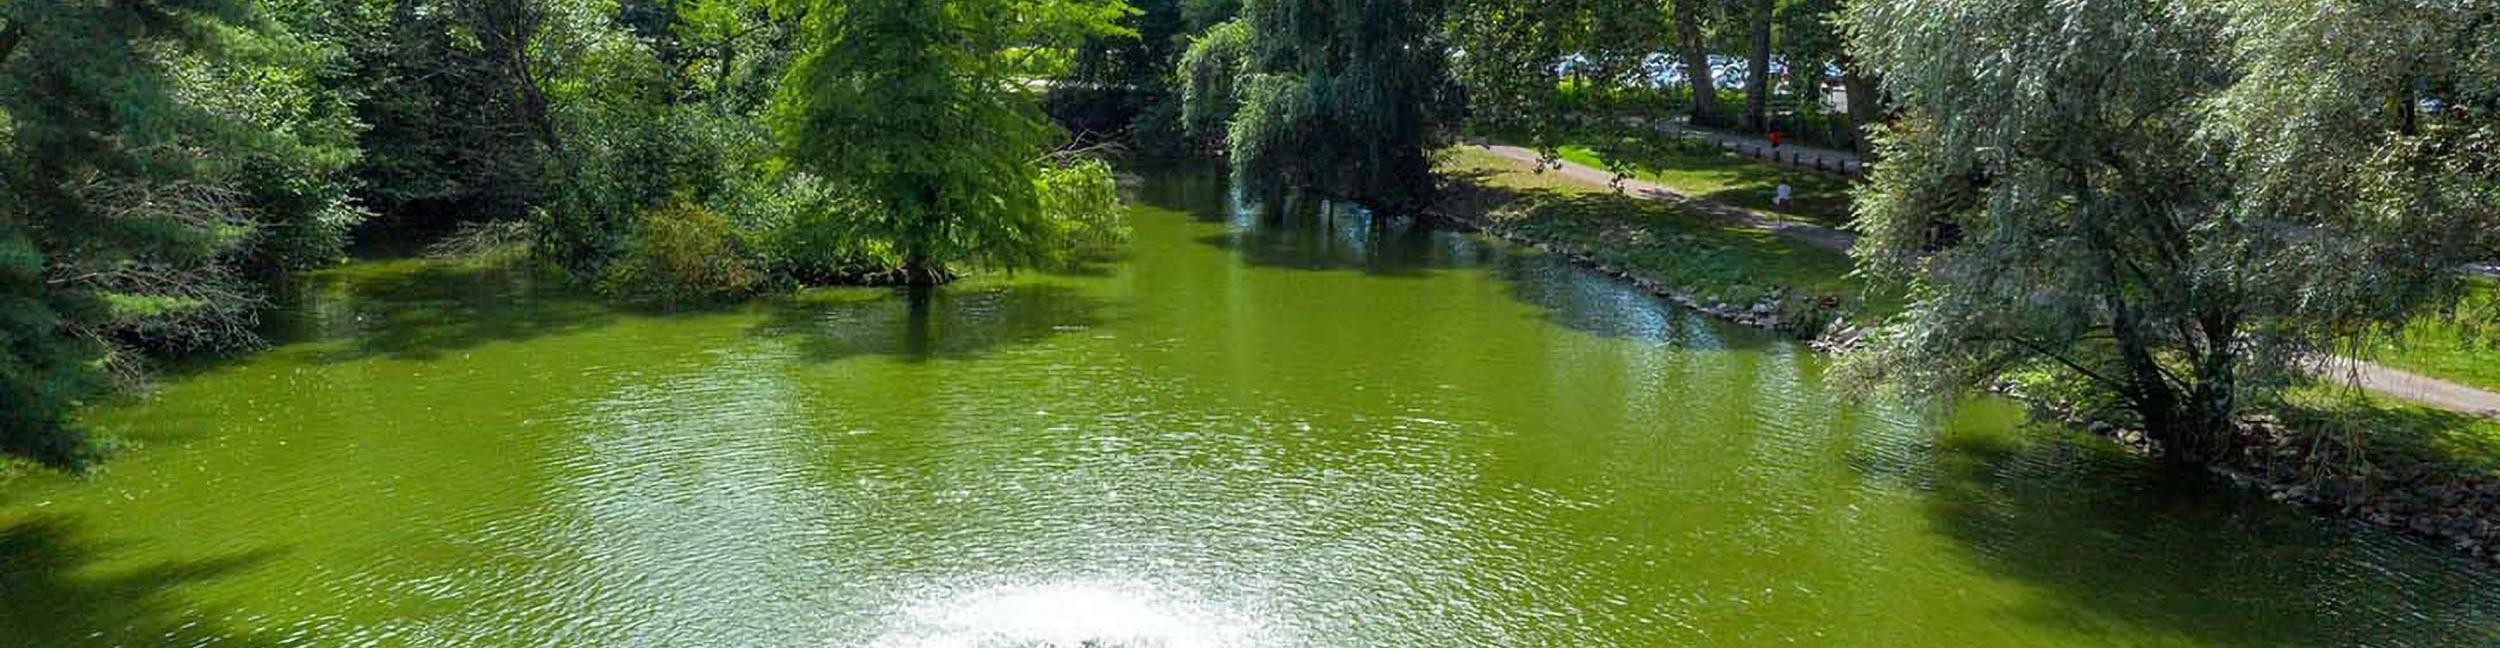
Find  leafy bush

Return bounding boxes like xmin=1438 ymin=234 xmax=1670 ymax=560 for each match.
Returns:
xmin=1179 ymin=20 xmax=1251 ymax=147
xmin=719 ymin=169 xmax=894 ymax=285
xmin=1036 ymin=158 xmax=1130 ymax=263
xmin=597 ymin=201 xmax=763 ymax=305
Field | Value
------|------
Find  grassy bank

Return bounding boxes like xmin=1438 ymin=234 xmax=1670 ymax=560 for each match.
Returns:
xmin=1442 ymin=141 xmax=2500 ymax=467
xmin=2370 ymin=276 xmax=2500 ymax=393
xmin=1449 ymin=128 xmax=2500 ymax=564
xmin=2280 ymin=387 xmax=2500 ymax=474
xmin=1483 ymin=130 xmax=1858 ymax=229
xmin=1436 ymin=147 xmax=1897 ymax=333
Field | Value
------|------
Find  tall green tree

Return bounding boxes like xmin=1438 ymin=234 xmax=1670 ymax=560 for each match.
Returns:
xmin=1738 ymin=0 xmax=1770 ymax=131
xmin=1842 ymin=0 xmax=2498 ymax=462
xmin=1178 ymin=18 xmax=1251 ymax=146
xmin=1224 ymin=0 xmax=1453 ymax=212
xmin=1445 ymin=0 xmax=1667 ymax=140
xmin=343 ymin=0 xmax=562 ymax=227
xmin=771 ymin=0 xmax=1132 ymax=283
xmin=1668 ymin=0 xmax=1719 ymax=126
xmin=0 ymin=0 xmax=366 ymax=465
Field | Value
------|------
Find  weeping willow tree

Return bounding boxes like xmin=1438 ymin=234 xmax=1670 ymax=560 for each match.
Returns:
xmin=1843 ymin=0 xmax=2498 ymax=462
xmin=771 ymin=0 xmax=1134 ymax=284
xmin=1217 ymin=0 xmax=1454 ymax=213
xmin=1176 ymin=18 xmax=1249 ymax=147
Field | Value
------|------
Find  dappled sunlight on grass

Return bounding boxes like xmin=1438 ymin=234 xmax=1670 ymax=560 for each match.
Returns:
xmin=2368 ymin=277 xmax=2500 ymax=393
xmin=2278 ymin=386 xmax=2500 ymax=475
xmin=1472 ymin=124 xmax=1860 ymax=229
xmin=1551 ymin=142 xmax=1856 ymax=228
xmin=1435 ymin=148 xmax=1900 ymax=320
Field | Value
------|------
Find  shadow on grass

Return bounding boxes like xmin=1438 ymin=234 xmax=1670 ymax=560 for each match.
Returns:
xmin=1882 ymin=427 xmax=2500 ymax=647
xmin=2275 ymin=392 xmax=2500 ymax=474
xmin=0 ymin=516 xmax=289 ymax=646
xmin=750 ymin=283 xmax=1110 ymax=364
xmin=1562 ymin=131 xmax=1857 ymax=229
xmin=1452 ymin=177 xmax=1868 ymax=306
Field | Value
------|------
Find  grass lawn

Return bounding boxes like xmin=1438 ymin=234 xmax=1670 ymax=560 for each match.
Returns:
xmin=2368 ymin=276 xmax=2500 ymax=393
xmin=2279 ymin=385 xmax=2500 ymax=475
xmin=1436 ymin=148 xmax=1900 ymax=323
xmin=1487 ymin=129 xmax=1859 ymax=229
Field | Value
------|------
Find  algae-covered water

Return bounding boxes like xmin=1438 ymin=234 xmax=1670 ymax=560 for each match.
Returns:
xmin=5 ymin=165 xmax=2495 ymax=647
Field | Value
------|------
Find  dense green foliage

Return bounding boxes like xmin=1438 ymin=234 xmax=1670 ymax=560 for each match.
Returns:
xmin=1444 ymin=0 xmax=1872 ymax=148
xmin=0 ymin=0 xmax=1138 ymax=465
xmin=0 ymin=0 xmax=366 ymax=464
xmin=772 ymin=0 xmax=1132 ymax=283
xmin=1843 ymin=0 xmax=2498 ymax=461
xmin=1445 ymin=0 xmax=1665 ymax=134
xmin=1176 ymin=19 xmax=1250 ymax=146
xmin=597 ymin=200 xmax=765 ymax=304
xmin=1219 ymin=0 xmax=1455 ymax=212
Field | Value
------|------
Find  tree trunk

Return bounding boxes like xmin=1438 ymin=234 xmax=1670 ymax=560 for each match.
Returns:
xmin=1742 ymin=0 xmax=1772 ymax=132
xmin=466 ymin=0 xmax=559 ymax=149
xmin=1839 ymin=58 xmax=1882 ymax=158
xmin=2183 ymin=310 xmax=2245 ymax=461
xmin=900 ymin=251 xmax=944 ymax=285
xmin=0 ymin=21 xmax=21 ymax=69
xmin=713 ymin=43 xmax=736 ymax=110
xmin=2112 ymin=309 xmax=2195 ymax=462
xmin=2395 ymin=83 xmax=2418 ymax=136
xmin=1671 ymin=0 xmax=1719 ymax=126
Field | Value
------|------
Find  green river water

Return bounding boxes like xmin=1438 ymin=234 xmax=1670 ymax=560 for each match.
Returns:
xmin=4 ymin=165 xmax=2497 ymax=647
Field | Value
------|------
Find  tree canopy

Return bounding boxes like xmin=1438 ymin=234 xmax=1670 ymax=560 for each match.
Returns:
xmin=1217 ymin=0 xmax=1454 ymax=212
xmin=772 ymin=0 xmax=1133 ymax=283
xmin=1 ymin=0 xmax=366 ymax=464
xmin=1843 ymin=0 xmax=2498 ymax=460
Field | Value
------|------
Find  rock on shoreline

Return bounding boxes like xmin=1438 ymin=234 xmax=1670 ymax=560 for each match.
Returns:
xmin=1432 ymin=206 xmax=2500 ymax=566
xmin=2004 ymin=383 xmax=2500 ymax=565
xmin=1425 ymin=209 xmax=1861 ymax=345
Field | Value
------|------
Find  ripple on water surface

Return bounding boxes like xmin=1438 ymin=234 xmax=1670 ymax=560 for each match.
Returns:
xmin=6 ymin=165 xmax=2499 ymax=647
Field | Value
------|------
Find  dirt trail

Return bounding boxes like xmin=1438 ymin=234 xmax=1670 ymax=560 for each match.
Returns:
xmin=1470 ymin=144 xmax=2500 ymax=418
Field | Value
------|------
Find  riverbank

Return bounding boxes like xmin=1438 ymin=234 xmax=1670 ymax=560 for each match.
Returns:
xmin=16 ymin=164 xmax=2495 ymax=644
xmin=2009 ymin=386 xmax=2500 ymax=563
xmin=1431 ymin=147 xmax=1889 ymax=342
xmin=1432 ymin=146 xmax=2500 ymax=564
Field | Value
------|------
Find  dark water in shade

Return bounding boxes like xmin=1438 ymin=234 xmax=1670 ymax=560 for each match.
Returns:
xmin=6 ymin=163 xmax=2497 ymax=647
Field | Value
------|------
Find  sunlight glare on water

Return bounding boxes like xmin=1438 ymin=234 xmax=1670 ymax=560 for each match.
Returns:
xmin=3 ymin=162 xmax=2495 ymax=647
xmin=874 ymin=578 xmax=1269 ymax=648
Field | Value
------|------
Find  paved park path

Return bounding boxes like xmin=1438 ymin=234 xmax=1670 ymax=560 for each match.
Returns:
xmin=1472 ymin=143 xmax=2500 ymax=418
